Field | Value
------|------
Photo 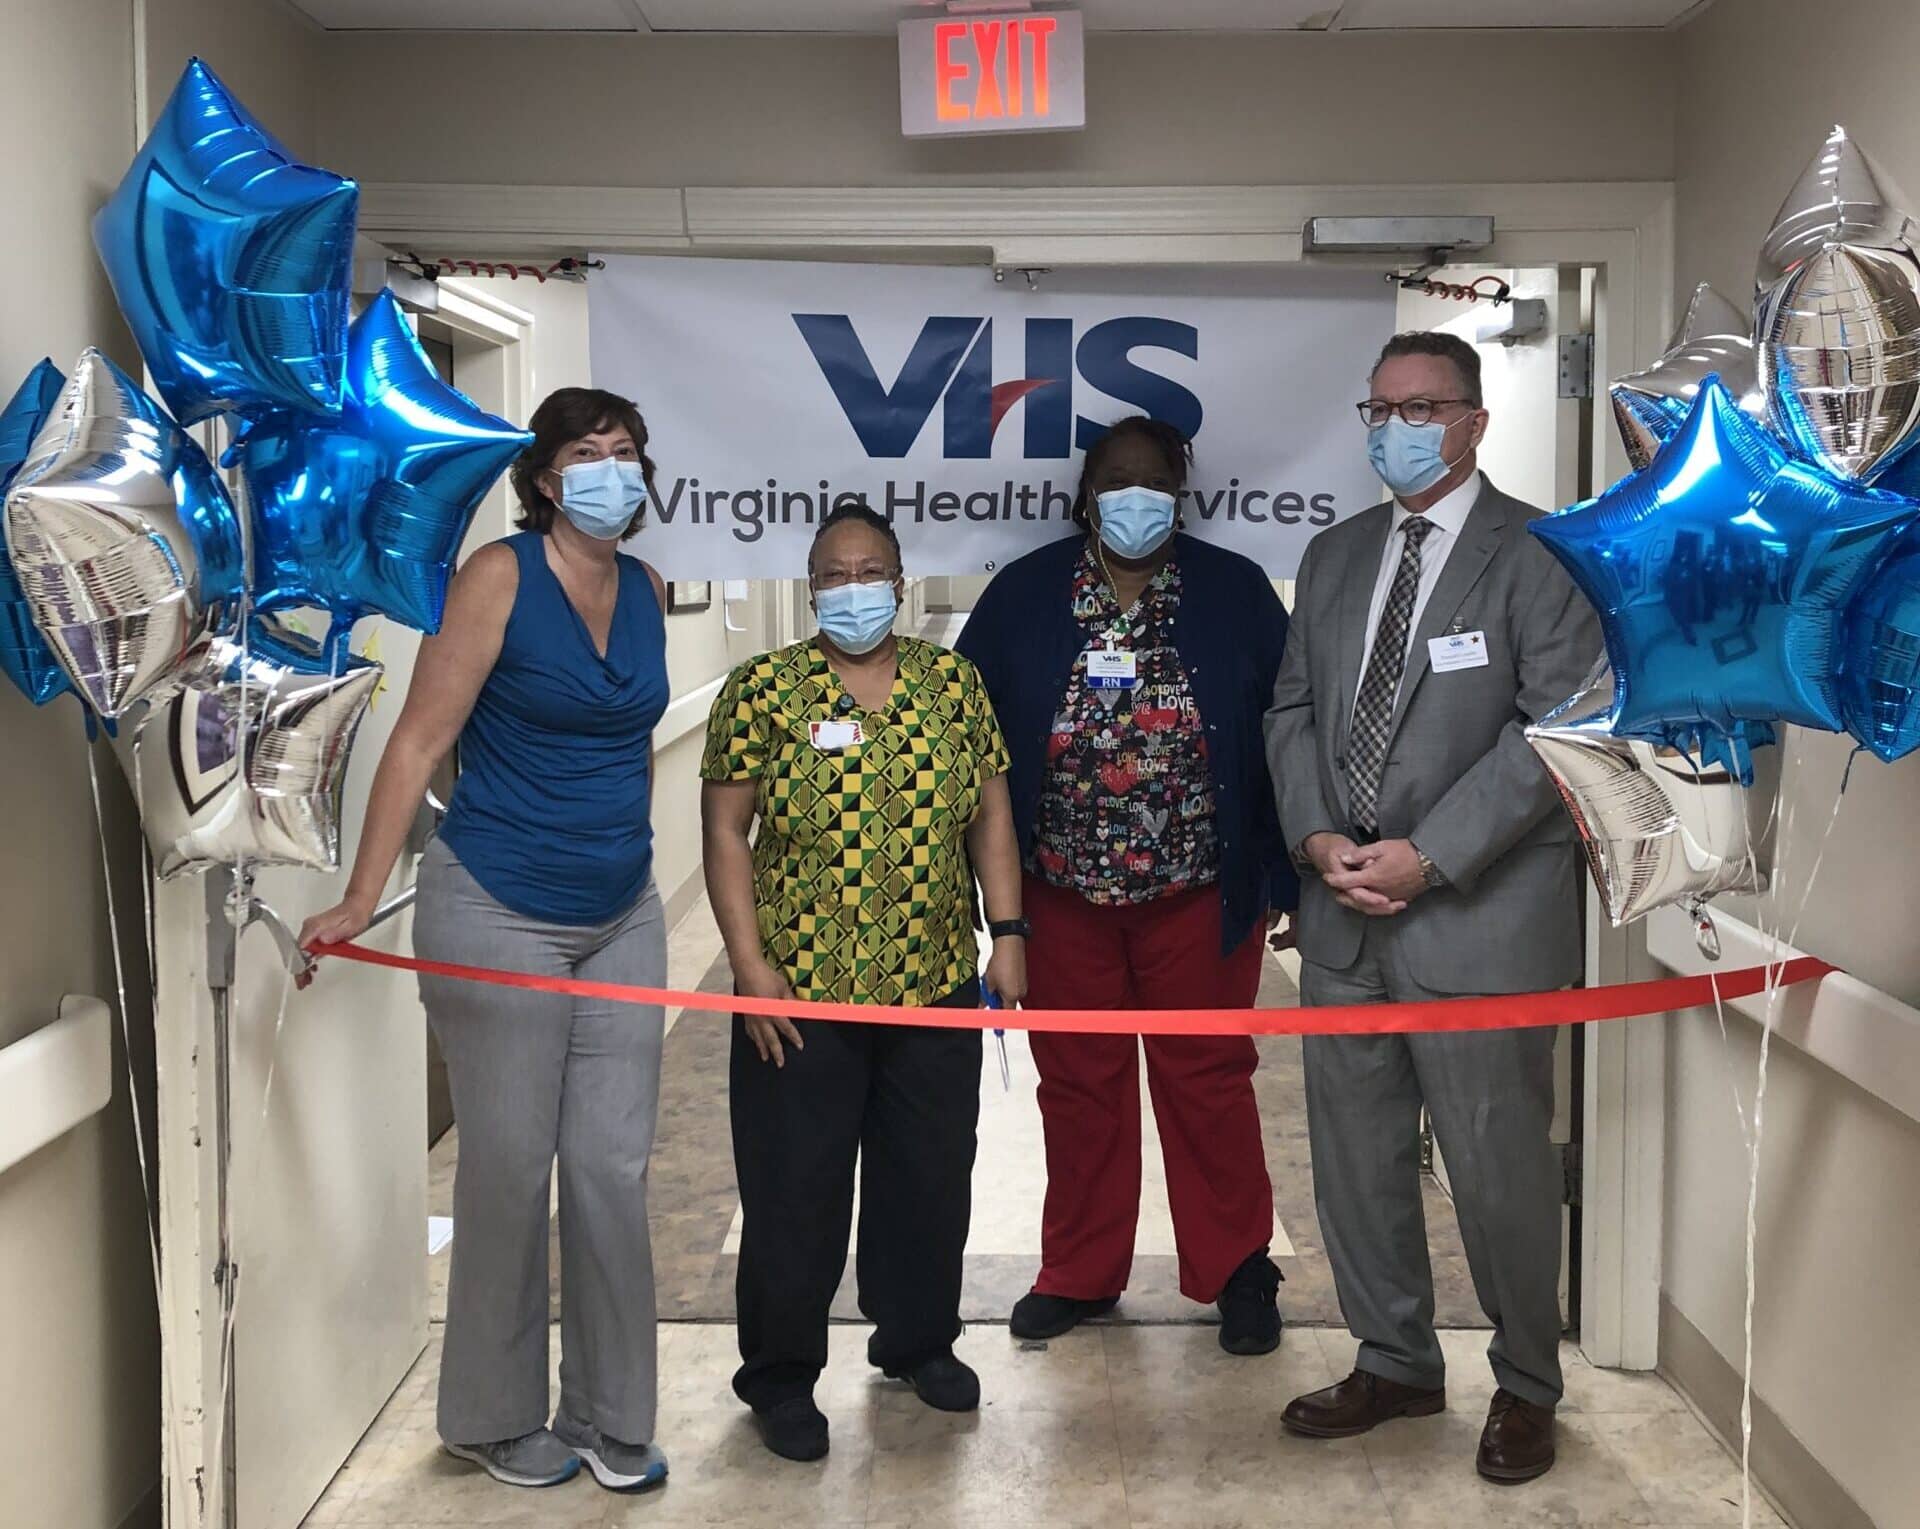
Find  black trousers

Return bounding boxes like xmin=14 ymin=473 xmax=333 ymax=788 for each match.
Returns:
xmin=730 ymin=980 xmax=983 ymax=1409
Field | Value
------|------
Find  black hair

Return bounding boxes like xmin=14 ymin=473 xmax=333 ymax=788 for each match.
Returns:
xmin=807 ymin=499 xmax=902 ymax=576
xmin=509 ymin=386 xmax=658 ymax=538
xmin=1070 ymin=415 xmax=1195 ymax=526
xmin=1370 ymin=331 xmax=1484 ymax=407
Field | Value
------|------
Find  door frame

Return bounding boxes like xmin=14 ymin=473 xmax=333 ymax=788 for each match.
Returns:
xmin=152 ymin=276 xmax=546 ymax=1529
xmin=351 ymin=177 xmax=1674 ymax=1373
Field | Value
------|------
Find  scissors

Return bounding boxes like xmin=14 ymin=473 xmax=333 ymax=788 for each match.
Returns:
xmin=983 ymin=990 xmax=1011 ymax=1091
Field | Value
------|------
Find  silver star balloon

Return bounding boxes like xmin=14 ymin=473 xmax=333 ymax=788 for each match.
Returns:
xmin=1526 ymin=662 xmax=1763 ymax=950
xmin=112 ymin=616 xmax=382 ymax=878
xmin=1609 ymin=283 xmax=1765 ymax=473
xmin=3 ymin=349 xmax=246 ymax=716
xmin=1755 ymin=124 xmax=1920 ymax=483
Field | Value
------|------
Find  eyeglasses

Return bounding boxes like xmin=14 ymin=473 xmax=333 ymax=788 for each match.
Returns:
xmin=1355 ymin=397 xmax=1476 ymax=428
xmin=813 ymin=566 xmax=900 ymax=590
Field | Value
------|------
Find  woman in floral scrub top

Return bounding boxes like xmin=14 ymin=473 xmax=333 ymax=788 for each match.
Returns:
xmin=956 ymin=417 xmax=1297 ymax=1358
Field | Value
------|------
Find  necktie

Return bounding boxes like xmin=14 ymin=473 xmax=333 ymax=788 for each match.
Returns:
xmin=1348 ymin=514 xmax=1434 ymax=837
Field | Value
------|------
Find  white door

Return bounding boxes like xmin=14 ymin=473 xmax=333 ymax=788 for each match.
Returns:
xmin=152 ymin=618 xmax=431 ymax=1529
xmin=153 ymin=283 xmax=536 ymax=1529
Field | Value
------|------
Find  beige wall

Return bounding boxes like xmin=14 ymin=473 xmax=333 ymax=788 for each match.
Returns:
xmin=1662 ymin=2 xmax=1920 ymax=1523
xmin=142 ymin=0 xmax=319 ymax=147
xmin=0 ymin=7 xmax=155 ymax=1529
xmin=314 ymin=30 xmax=1675 ymax=190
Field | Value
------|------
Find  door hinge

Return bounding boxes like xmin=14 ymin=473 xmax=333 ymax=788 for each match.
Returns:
xmin=1558 ymin=333 xmax=1595 ymax=399
xmin=1561 ymin=1142 xmax=1583 ymax=1207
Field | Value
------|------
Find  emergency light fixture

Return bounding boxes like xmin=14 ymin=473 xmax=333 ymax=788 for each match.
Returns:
xmin=1304 ymin=216 xmax=1496 ymax=255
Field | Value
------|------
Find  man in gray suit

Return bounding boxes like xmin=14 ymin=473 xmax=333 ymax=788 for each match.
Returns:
xmin=1263 ymin=331 xmax=1599 ymax=1483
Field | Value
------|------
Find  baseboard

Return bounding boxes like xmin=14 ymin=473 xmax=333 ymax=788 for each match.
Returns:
xmin=114 ymin=1479 xmax=161 ymax=1529
xmin=1658 ymin=1294 xmax=1874 ymax=1529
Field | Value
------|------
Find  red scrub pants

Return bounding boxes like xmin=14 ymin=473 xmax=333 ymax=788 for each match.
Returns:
xmin=1022 ymin=873 xmax=1274 ymax=1304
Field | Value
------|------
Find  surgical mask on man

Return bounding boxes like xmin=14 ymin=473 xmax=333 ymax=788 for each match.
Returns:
xmin=814 ymin=580 xmax=898 ymax=655
xmin=554 ymin=456 xmax=647 ymax=540
xmin=1094 ymin=486 xmax=1177 ymax=560
xmin=1366 ymin=416 xmax=1472 ymax=499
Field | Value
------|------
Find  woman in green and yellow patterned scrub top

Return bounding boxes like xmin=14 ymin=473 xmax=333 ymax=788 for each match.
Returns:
xmin=699 ymin=502 xmax=1026 ymax=1464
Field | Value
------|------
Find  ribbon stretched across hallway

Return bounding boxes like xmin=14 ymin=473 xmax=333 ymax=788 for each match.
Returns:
xmin=315 ymin=941 xmax=1832 ymax=1037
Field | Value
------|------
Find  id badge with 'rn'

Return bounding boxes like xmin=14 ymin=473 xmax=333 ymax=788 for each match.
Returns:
xmin=1087 ymin=649 xmax=1138 ymax=690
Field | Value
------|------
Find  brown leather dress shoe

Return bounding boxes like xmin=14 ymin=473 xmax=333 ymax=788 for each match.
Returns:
xmin=1476 ymin=1387 xmax=1557 ymax=1483
xmin=1281 ymin=1369 xmax=1446 ymax=1439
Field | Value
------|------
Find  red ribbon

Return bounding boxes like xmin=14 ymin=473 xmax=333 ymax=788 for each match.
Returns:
xmin=316 ymin=942 xmax=1833 ymax=1038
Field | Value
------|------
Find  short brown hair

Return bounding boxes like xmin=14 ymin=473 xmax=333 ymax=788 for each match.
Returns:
xmin=1371 ymin=331 xmax=1484 ymax=407
xmin=509 ymin=387 xmax=658 ymax=537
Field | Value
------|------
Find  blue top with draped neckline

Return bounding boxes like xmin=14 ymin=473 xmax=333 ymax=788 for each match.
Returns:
xmin=438 ymin=530 xmax=668 ymax=925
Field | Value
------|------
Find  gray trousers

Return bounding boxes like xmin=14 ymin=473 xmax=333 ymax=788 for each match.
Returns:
xmin=412 ymin=837 xmax=667 ymax=1446
xmin=1299 ymin=924 xmax=1564 ymax=1408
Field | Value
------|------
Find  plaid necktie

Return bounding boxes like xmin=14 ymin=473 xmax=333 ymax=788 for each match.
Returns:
xmin=1347 ymin=514 xmax=1434 ymax=837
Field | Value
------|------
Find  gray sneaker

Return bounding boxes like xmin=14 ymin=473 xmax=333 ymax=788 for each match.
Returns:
xmin=553 ymin=1408 xmax=668 ymax=1492
xmin=442 ymin=1428 xmax=580 ymax=1487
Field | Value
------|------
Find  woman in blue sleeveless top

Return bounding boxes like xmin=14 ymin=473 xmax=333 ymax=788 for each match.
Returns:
xmin=301 ymin=388 xmax=672 ymax=1495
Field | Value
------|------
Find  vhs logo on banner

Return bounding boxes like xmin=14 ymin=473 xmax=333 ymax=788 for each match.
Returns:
xmin=795 ymin=313 xmax=1202 ymax=459
xmin=587 ymin=257 xmax=1394 ymax=580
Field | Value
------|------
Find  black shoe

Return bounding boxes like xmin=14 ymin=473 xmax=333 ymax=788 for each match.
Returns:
xmin=753 ymin=1396 xmax=829 ymax=1462
xmin=1009 ymin=1291 xmax=1119 ymax=1340
xmin=1216 ymin=1250 xmax=1284 ymax=1356
xmin=881 ymin=1351 xmax=981 ymax=1412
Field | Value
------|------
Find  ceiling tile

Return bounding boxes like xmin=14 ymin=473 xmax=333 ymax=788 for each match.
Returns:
xmin=1334 ymin=0 xmax=1699 ymax=27
xmin=636 ymin=1 xmax=1341 ymax=31
xmin=289 ymin=0 xmax=642 ymax=29
xmin=290 ymin=0 xmax=1707 ymax=31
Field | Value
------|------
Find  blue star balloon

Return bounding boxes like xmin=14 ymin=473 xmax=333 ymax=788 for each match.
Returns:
xmin=234 ymin=290 xmax=532 ymax=642
xmin=1531 ymin=379 xmax=1916 ymax=767
xmin=93 ymin=57 xmax=358 ymax=426
xmin=1838 ymin=527 xmax=1920 ymax=761
xmin=0 ymin=360 xmax=71 ymax=704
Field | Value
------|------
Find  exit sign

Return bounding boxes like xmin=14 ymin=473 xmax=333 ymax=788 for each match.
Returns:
xmin=898 ymin=10 xmax=1086 ymax=138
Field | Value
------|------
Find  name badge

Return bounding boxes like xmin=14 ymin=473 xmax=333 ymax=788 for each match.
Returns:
xmin=1428 ymin=631 xmax=1490 ymax=673
xmin=1086 ymin=649 xmax=1138 ymax=689
xmin=809 ymin=719 xmax=865 ymax=751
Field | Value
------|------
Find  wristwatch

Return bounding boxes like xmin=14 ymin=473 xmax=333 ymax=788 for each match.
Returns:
xmin=987 ymin=917 xmax=1031 ymax=940
xmin=1413 ymin=846 xmax=1448 ymax=890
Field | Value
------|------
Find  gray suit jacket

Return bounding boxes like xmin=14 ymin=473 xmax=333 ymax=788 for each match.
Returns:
xmin=1263 ymin=478 xmax=1601 ymax=994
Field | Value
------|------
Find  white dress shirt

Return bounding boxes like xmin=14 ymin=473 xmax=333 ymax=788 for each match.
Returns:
xmin=1351 ymin=470 xmax=1483 ymax=723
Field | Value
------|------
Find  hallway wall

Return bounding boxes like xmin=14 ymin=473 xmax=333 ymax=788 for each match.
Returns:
xmin=313 ymin=29 xmax=1675 ymax=191
xmin=1663 ymin=2 xmax=1920 ymax=1524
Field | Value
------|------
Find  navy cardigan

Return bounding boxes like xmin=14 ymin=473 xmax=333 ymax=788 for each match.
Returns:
xmin=956 ymin=532 xmax=1298 ymax=956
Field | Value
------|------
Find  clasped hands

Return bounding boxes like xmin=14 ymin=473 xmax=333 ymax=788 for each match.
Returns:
xmin=1302 ymin=832 xmax=1430 ymax=916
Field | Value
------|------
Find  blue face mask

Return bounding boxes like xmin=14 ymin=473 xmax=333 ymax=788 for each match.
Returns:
xmin=1366 ymin=416 xmax=1469 ymax=499
xmin=555 ymin=456 xmax=647 ymax=540
xmin=1094 ymin=486 xmax=1177 ymax=560
xmin=814 ymin=580 xmax=899 ymax=655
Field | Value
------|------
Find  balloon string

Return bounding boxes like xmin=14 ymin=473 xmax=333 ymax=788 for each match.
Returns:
xmin=204 ymin=948 xmax=298 ymax=1529
xmin=86 ymin=730 xmax=185 ymax=1529
xmin=1689 ymin=750 xmax=1754 ymax=1149
xmin=1733 ymin=737 xmax=1849 ymax=1529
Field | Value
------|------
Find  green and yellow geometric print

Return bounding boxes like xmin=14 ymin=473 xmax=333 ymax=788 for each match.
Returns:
xmin=699 ymin=636 xmax=1009 ymax=1006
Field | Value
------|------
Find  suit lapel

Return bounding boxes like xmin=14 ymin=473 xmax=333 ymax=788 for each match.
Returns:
xmin=1384 ymin=487 xmax=1509 ymax=742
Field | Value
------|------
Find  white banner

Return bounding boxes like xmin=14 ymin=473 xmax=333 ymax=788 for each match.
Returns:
xmin=588 ymin=256 xmax=1394 ymax=580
